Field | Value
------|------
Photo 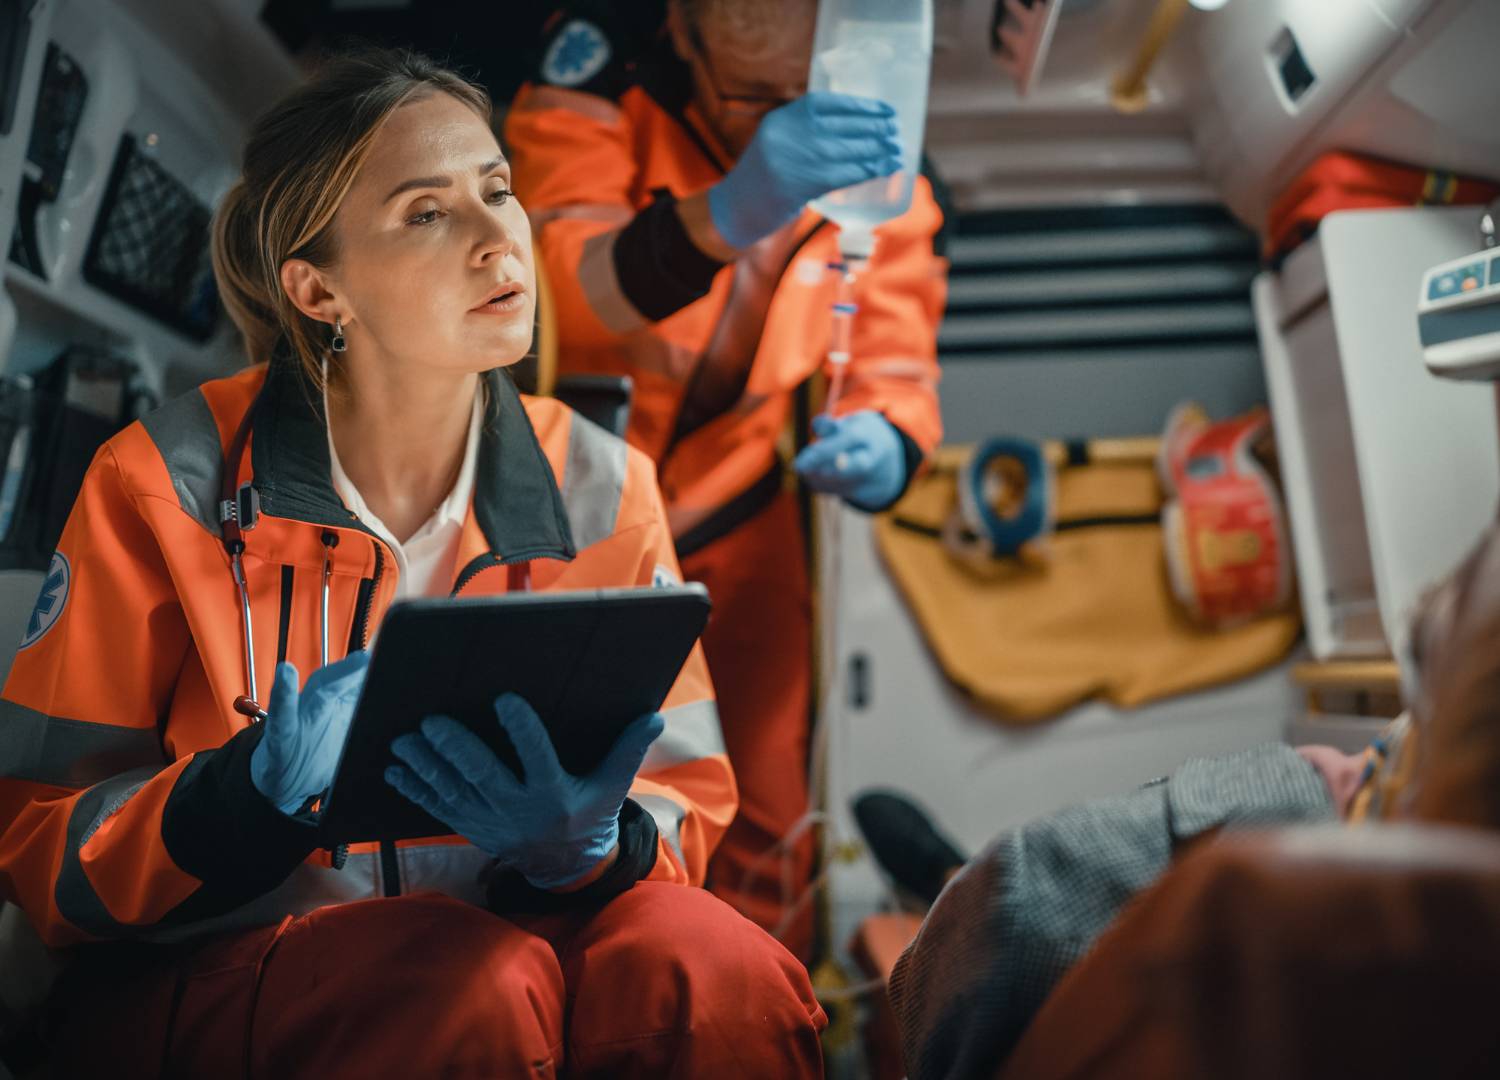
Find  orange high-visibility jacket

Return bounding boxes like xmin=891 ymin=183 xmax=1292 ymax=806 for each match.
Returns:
xmin=0 ymin=360 xmax=735 ymax=947
xmin=505 ymin=11 xmax=946 ymax=542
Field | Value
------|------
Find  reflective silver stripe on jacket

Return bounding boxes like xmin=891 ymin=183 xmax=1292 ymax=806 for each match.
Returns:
xmin=54 ymin=766 xmax=159 ymax=937
xmin=0 ymin=699 xmax=164 ymax=788
xmin=576 ymin=228 xmax=648 ymax=335
xmin=144 ymin=844 xmax=497 ymax=945
xmin=138 ymin=388 xmax=222 ymax=534
xmin=634 ymin=793 xmax=687 ymax=870
xmin=560 ymin=412 xmax=628 ymax=550
xmin=642 ymin=700 xmax=725 ymax=771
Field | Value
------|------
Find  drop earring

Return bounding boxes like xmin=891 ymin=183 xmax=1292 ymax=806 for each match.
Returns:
xmin=331 ymin=316 xmax=347 ymax=353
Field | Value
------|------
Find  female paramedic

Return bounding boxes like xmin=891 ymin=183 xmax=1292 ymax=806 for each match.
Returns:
xmin=0 ymin=49 xmax=824 ymax=1077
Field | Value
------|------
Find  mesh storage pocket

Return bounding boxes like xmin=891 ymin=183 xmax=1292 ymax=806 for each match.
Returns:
xmin=82 ymin=134 xmax=219 ymax=341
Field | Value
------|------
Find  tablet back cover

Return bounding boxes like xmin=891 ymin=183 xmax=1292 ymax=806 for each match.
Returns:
xmin=318 ymin=585 xmax=709 ymax=846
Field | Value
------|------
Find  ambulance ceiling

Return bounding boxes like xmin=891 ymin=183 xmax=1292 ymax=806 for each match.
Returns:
xmin=930 ymin=0 xmax=1500 ymax=223
xmin=229 ymin=0 xmax=1500 ymax=221
xmin=929 ymin=0 xmax=1211 ymax=211
xmin=248 ymin=0 xmax=1205 ymax=210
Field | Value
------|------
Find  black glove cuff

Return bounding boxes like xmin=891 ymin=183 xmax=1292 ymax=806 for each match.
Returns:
xmin=159 ymin=723 xmax=321 ymax=925
xmin=847 ymin=422 xmax=925 ymax=513
xmin=485 ymin=798 xmax=660 ymax=914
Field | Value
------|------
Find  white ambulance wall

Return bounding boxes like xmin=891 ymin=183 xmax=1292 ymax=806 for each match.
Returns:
xmin=0 ymin=3 xmax=51 ymax=374
xmin=932 ymin=204 xmax=1269 ymax=445
xmin=938 ymin=342 xmax=1266 ymax=444
xmin=0 ymin=0 xmax=298 ymax=395
xmin=924 ymin=1 xmax=1269 ymax=443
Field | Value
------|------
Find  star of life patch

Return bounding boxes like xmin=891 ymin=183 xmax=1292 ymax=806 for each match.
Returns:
xmin=20 ymin=551 xmax=69 ymax=649
xmin=541 ymin=20 xmax=612 ymax=88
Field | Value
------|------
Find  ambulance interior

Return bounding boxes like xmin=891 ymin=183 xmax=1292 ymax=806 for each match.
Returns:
xmin=2 ymin=0 xmax=1500 ymax=1076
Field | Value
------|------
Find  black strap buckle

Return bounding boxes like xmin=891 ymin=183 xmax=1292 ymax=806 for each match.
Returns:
xmin=218 ymin=481 xmax=260 ymax=532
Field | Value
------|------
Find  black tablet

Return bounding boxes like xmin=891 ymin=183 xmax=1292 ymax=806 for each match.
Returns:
xmin=317 ymin=584 xmax=711 ymax=846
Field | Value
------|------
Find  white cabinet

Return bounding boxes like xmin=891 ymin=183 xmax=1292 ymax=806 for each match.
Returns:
xmin=1253 ymin=207 xmax=1498 ymax=665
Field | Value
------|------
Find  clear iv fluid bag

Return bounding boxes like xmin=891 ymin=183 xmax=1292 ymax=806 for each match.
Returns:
xmin=808 ymin=0 xmax=934 ymax=258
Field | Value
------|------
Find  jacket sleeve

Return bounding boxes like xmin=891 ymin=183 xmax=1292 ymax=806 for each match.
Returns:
xmin=833 ymin=175 xmax=948 ymax=495
xmin=506 ymin=84 xmax=728 ymax=347
xmin=625 ymin=466 xmax=737 ymax=887
xmin=0 ymin=443 xmax=317 ymax=946
xmin=887 ymin=743 xmax=1335 ymax=1080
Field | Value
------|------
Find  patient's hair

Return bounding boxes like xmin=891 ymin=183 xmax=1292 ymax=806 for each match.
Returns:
xmin=212 ymin=48 xmax=489 ymax=390
xmin=1406 ymin=517 xmax=1500 ymax=829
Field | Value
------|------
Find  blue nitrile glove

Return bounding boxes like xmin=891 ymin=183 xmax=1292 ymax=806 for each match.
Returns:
xmin=794 ymin=410 xmax=908 ymax=510
xmin=707 ymin=92 xmax=903 ymax=250
xmin=385 ymin=692 xmax=665 ymax=890
xmin=249 ymin=652 xmax=371 ymax=817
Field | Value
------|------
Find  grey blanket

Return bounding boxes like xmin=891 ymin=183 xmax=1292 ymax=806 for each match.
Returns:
xmin=887 ymin=742 xmax=1336 ymax=1080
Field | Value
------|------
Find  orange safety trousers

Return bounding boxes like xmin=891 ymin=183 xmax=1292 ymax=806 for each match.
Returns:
xmin=683 ymin=493 xmax=816 ymax=964
xmin=50 ymin=884 xmax=825 ymax=1078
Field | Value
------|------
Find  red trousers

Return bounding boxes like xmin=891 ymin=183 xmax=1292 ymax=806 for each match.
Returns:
xmin=683 ymin=493 xmax=817 ymax=964
xmin=53 ymin=884 xmax=825 ymax=1078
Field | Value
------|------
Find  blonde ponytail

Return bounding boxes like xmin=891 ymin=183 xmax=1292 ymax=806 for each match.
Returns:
xmin=211 ymin=180 xmax=283 ymax=367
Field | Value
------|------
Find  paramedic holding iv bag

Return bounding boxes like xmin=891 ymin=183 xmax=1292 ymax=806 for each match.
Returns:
xmin=505 ymin=0 xmax=946 ymax=962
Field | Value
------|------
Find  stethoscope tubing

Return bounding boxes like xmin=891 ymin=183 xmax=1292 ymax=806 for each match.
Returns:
xmin=232 ymin=546 xmax=333 ymax=717
xmin=231 ymin=550 xmax=259 ymax=704
xmin=219 ymin=397 xmax=333 ymax=720
xmin=321 ymin=551 xmax=332 ymax=668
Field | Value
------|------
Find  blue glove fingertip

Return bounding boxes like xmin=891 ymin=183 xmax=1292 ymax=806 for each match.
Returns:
xmin=621 ymin=710 xmax=665 ymax=754
xmin=267 ymin=661 xmax=299 ymax=710
xmin=390 ymin=733 xmax=426 ymax=762
xmin=419 ymin=715 xmax=453 ymax=740
xmin=794 ymin=452 xmax=835 ymax=481
xmin=812 ymin=414 xmax=839 ymax=437
xmin=492 ymin=691 xmax=529 ymax=720
xmin=640 ymin=711 xmax=666 ymax=743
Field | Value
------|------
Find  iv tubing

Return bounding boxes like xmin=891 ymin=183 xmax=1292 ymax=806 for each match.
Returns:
xmin=732 ymin=251 xmax=876 ymax=949
xmin=824 ymin=258 xmax=863 ymax=413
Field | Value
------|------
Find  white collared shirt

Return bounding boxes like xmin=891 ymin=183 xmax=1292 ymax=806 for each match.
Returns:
xmin=325 ymin=384 xmax=483 ymax=603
